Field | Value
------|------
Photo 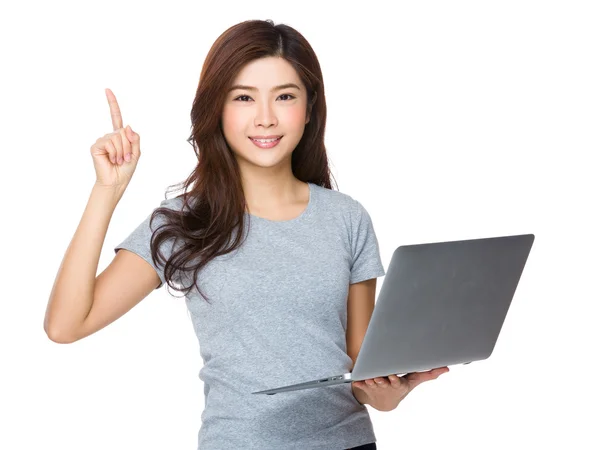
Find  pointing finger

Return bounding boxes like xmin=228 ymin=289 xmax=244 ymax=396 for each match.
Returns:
xmin=105 ymin=88 xmax=123 ymax=131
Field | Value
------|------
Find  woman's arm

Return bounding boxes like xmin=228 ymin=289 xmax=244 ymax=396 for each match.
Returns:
xmin=44 ymin=183 xmax=123 ymax=341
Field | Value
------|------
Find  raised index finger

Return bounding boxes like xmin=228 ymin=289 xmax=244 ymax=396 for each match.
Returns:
xmin=105 ymin=88 xmax=123 ymax=131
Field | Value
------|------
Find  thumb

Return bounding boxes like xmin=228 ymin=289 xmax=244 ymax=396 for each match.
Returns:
xmin=126 ymin=125 xmax=136 ymax=141
xmin=126 ymin=125 xmax=140 ymax=160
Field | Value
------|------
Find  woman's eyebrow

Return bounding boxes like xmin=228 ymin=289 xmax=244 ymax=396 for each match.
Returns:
xmin=227 ymin=83 xmax=301 ymax=93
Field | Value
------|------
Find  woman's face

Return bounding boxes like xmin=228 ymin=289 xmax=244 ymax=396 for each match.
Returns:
xmin=221 ymin=56 xmax=310 ymax=172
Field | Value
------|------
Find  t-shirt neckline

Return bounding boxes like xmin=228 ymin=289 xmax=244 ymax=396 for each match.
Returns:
xmin=245 ymin=182 xmax=315 ymax=225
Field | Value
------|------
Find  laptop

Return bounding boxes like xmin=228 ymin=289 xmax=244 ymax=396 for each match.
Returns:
xmin=252 ymin=233 xmax=535 ymax=395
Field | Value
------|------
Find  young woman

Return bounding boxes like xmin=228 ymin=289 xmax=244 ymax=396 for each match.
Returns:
xmin=44 ymin=19 xmax=447 ymax=450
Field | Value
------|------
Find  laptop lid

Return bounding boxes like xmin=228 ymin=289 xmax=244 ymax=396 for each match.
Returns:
xmin=351 ymin=233 xmax=535 ymax=381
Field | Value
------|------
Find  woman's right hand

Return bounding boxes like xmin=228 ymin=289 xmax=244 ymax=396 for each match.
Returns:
xmin=91 ymin=88 xmax=141 ymax=189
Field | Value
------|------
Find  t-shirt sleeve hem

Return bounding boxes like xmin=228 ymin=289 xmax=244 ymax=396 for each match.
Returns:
xmin=114 ymin=246 xmax=164 ymax=290
xmin=349 ymin=265 xmax=386 ymax=285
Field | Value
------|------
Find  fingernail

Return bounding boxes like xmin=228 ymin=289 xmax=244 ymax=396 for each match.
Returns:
xmin=125 ymin=153 xmax=131 ymax=162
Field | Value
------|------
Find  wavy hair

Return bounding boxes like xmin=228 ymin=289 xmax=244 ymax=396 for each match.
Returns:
xmin=149 ymin=19 xmax=338 ymax=303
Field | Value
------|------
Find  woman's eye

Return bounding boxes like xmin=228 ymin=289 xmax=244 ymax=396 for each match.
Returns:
xmin=234 ymin=94 xmax=296 ymax=102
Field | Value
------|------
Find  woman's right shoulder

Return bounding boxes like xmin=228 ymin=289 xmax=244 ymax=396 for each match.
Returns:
xmin=158 ymin=195 xmax=186 ymax=211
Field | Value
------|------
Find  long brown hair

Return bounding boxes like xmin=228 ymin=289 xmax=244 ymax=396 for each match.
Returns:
xmin=150 ymin=19 xmax=338 ymax=303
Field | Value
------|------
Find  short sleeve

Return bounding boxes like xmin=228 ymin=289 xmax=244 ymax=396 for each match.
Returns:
xmin=350 ymin=199 xmax=386 ymax=284
xmin=114 ymin=197 xmax=182 ymax=290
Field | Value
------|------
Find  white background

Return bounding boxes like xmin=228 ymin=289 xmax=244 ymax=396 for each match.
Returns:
xmin=1 ymin=1 xmax=598 ymax=449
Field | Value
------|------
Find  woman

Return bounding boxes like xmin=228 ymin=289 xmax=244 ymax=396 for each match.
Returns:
xmin=44 ymin=18 xmax=446 ymax=449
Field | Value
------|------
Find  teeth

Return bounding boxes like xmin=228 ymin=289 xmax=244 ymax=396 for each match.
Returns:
xmin=252 ymin=137 xmax=279 ymax=143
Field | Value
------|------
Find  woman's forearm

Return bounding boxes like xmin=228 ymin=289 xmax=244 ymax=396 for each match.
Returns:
xmin=352 ymin=384 xmax=370 ymax=406
xmin=44 ymin=183 xmax=124 ymax=342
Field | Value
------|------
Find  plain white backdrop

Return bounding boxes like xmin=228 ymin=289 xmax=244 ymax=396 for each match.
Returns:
xmin=1 ymin=0 xmax=598 ymax=449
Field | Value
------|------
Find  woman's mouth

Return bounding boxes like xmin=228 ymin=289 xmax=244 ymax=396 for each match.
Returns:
xmin=249 ymin=136 xmax=282 ymax=149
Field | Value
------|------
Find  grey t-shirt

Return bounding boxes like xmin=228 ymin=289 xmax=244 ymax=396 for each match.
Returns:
xmin=114 ymin=182 xmax=386 ymax=450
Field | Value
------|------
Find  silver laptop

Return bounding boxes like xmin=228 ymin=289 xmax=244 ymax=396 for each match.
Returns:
xmin=252 ymin=233 xmax=535 ymax=395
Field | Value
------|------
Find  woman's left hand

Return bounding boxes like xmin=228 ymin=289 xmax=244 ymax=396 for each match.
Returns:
xmin=352 ymin=366 xmax=450 ymax=411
